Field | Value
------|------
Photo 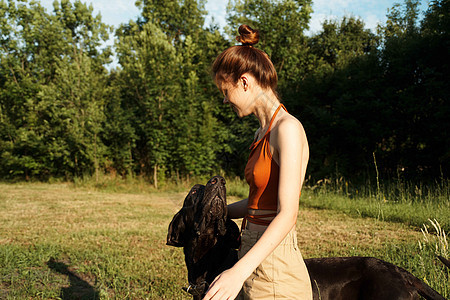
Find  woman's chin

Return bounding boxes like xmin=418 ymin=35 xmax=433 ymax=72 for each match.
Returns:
xmin=229 ymin=105 xmax=247 ymax=118
xmin=230 ymin=106 xmax=239 ymax=115
xmin=234 ymin=109 xmax=246 ymax=118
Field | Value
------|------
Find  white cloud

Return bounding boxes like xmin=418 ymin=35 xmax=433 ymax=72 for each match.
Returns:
xmin=364 ymin=14 xmax=383 ymax=31
xmin=311 ymin=0 xmax=353 ymax=13
xmin=204 ymin=0 xmax=227 ymax=30
xmin=89 ymin=0 xmax=140 ymax=27
xmin=309 ymin=0 xmax=380 ymax=33
xmin=306 ymin=12 xmax=339 ymax=35
xmin=37 ymin=0 xmax=430 ymax=35
xmin=203 ymin=0 xmax=405 ymax=36
xmin=33 ymin=0 xmax=430 ymax=68
xmin=39 ymin=0 xmax=140 ymax=28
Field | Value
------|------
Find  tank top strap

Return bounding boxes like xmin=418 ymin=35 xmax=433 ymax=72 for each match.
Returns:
xmin=266 ymin=103 xmax=287 ymax=135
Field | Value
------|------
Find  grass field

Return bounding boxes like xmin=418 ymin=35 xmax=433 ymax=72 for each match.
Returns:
xmin=0 ymin=180 xmax=448 ymax=299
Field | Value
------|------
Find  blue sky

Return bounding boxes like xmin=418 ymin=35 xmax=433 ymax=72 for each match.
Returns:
xmin=39 ymin=0 xmax=430 ymax=35
xmin=38 ymin=0 xmax=429 ymax=67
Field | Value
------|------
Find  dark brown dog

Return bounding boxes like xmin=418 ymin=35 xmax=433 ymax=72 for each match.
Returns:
xmin=167 ymin=176 xmax=240 ymax=299
xmin=167 ymin=176 xmax=447 ymax=300
xmin=306 ymin=256 xmax=446 ymax=300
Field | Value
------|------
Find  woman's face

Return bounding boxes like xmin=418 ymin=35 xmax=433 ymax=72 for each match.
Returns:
xmin=216 ymin=76 xmax=253 ymax=118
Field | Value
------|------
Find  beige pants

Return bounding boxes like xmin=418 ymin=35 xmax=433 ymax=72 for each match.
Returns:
xmin=236 ymin=227 xmax=313 ymax=300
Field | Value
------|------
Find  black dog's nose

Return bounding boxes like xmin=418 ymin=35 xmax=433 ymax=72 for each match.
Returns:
xmin=210 ymin=176 xmax=225 ymax=185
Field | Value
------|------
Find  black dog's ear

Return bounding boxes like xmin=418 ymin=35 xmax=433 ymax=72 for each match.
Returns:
xmin=183 ymin=184 xmax=204 ymax=207
xmin=167 ymin=209 xmax=186 ymax=247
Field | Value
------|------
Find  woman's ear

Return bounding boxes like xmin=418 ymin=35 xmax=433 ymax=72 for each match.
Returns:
xmin=240 ymin=75 xmax=249 ymax=91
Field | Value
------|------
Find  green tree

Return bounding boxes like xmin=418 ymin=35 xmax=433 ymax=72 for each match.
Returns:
xmin=136 ymin=0 xmax=207 ymax=45
xmin=0 ymin=0 xmax=55 ymax=179
xmin=375 ymin=0 xmax=449 ymax=178
xmin=383 ymin=0 xmax=422 ymax=37
xmin=170 ymin=35 xmax=218 ymax=177
xmin=116 ymin=3 xmax=238 ymax=183
xmin=115 ymin=21 xmax=181 ymax=187
xmin=372 ymin=0 xmax=438 ymax=178
xmin=39 ymin=52 xmax=109 ymax=180
xmin=419 ymin=0 xmax=450 ymax=176
xmin=308 ymin=17 xmax=378 ymax=68
xmin=102 ymin=71 xmax=137 ymax=178
xmin=294 ymin=16 xmax=382 ymax=180
xmin=297 ymin=0 xmax=448 ymax=181
xmin=0 ymin=0 xmax=111 ymax=180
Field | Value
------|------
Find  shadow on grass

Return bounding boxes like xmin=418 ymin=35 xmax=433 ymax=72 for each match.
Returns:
xmin=47 ymin=258 xmax=99 ymax=300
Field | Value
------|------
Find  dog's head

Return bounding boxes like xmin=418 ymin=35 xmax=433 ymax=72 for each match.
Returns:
xmin=166 ymin=176 xmax=228 ymax=261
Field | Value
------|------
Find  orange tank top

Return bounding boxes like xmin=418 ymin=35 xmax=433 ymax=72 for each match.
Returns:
xmin=244 ymin=104 xmax=286 ymax=226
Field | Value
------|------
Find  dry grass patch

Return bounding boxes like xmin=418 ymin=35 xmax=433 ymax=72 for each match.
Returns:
xmin=296 ymin=208 xmax=423 ymax=257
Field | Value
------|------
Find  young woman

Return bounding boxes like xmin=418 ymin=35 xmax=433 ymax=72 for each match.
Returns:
xmin=203 ymin=25 xmax=312 ymax=300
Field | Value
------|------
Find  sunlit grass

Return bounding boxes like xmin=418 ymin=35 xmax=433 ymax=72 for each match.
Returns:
xmin=0 ymin=180 xmax=448 ymax=299
xmin=0 ymin=183 xmax=190 ymax=299
xmin=299 ymin=177 xmax=450 ymax=232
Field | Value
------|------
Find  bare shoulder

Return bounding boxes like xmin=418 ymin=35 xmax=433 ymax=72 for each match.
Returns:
xmin=271 ymin=112 xmax=308 ymax=162
xmin=275 ymin=113 xmax=307 ymax=143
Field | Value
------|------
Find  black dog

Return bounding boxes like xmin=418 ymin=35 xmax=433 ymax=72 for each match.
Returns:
xmin=306 ymin=256 xmax=447 ymax=300
xmin=167 ymin=176 xmax=240 ymax=299
xmin=167 ymin=176 xmax=447 ymax=300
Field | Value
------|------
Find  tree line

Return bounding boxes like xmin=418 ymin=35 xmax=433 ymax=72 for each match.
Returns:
xmin=0 ymin=0 xmax=448 ymax=187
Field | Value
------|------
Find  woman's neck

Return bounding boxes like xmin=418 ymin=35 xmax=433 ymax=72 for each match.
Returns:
xmin=253 ymin=90 xmax=280 ymax=130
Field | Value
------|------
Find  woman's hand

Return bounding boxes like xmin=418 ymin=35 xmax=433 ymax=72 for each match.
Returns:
xmin=202 ymin=267 xmax=247 ymax=300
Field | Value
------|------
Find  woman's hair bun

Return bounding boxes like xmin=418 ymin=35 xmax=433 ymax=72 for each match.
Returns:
xmin=236 ymin=24 xmax=259 ymax=46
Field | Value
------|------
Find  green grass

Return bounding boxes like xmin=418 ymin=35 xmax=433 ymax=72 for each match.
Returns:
xmin=300 ymin=189 xmax=450 ymax=232
xmin=0 ymin=183 xmax=190 ymax=299
xmin=0 ymin=180 xmax=448 ymax=299
xmin=298 ymin=177 xmax=450 ymax=232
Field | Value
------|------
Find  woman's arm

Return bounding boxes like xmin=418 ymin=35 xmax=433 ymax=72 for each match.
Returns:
xmin=227 ymin=198 xmax=248 ymax=219
xmin=203 ymin=117 xmax=308 ymax=300
xmin=231 ymin=117 xmax=308 ymax=283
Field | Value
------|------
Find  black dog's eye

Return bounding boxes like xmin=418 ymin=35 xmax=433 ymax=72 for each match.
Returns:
xmin=191 ymin=190 xmax=197 ymax=195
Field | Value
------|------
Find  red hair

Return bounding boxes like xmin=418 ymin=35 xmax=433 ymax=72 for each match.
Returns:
xmin=212 ymin=25 xmax=278 ymax=93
